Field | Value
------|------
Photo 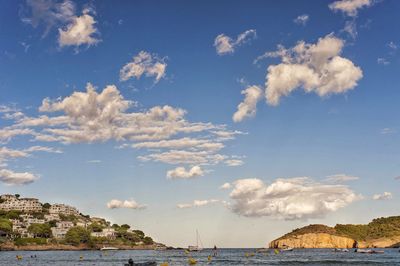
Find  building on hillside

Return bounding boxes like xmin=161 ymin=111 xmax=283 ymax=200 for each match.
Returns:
xmin=0 ymin=194 xmax=17 ymax=201
xmin=51 ymin=221 xmax=74 ymax=239
xmin=44 ymin=213 xmax=60 ymax=221
xmin=91 ymin=227 xmax=116 ymax=239
xmin=26 ymin=218 xmax=46 ymax=225
xmin=76 ymin=221 xmax=91 ymax=228
xmin=49 ymin=204 xmax=79 ymax=216
xmin=0 ymin=197 xmax=42 ymax=212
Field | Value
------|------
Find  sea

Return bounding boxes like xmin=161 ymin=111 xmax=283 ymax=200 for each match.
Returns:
xmin=1 ymin=248 xmax=400 ymax=265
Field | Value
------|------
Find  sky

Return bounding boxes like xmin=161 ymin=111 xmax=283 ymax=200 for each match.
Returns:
xmin=0 ymin=0 xmax=400 ymax=248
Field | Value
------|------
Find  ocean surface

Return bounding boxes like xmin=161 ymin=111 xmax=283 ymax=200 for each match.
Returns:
xmin=1 ymin=248 xmax=400 ymax=265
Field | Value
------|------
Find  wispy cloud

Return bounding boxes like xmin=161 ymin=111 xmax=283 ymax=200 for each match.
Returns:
xmin=214 ymin=29 xmax=256 ymax=55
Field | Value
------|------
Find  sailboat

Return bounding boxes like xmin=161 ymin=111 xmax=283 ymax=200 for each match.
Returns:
xmin=188 ymin=230 xmax=203 ymax=252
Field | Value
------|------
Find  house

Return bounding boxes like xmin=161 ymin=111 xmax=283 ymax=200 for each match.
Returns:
xmin=91 ymin=227 xmax=116 ymax=239
xmin=49 ymin=204 xmax=79 ymax=216
xmin=44 ymin=213 xmax=60 ymax=221
xmin=50 ymin=221 xmax=74 ymax=239
xmin=0 ymin=196 xmax=42 ymax=212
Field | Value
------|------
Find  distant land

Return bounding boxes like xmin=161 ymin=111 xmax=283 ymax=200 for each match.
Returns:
xmin=270 ymin=216 xmax=400 ymax=249
xmin=0 ymin=194 xmax=164 ymax=251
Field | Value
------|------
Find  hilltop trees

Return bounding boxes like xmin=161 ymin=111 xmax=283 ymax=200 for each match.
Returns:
xmin=65 ymin=226 xmax=91 ymax=246
xmin=28 ymin=223 xmax=52 ymax=238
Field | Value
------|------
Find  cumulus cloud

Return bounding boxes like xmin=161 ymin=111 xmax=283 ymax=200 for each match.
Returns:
xmin=294 ymin=14 xmax=309 ymax=26
xmin=166 ymin=165 xmax=204 ymax=179
xmin=220 ymin=182 xmax=231 ymax=190
xmin=177 ymin=199 xmax=220 ymax=209
xmin=0 ymin=169 xmax=39 ymax=185
xmin=329 ymin=0 xmax=374 ymax=17
xmin=257 ymin=34 xmax=362 ymax=106
xmin=107 ymin=199 xmax=146 ymax=209
xmin=22 ymin=0 xmax=100 ymax=48
xmin=3 ymin=83 xmax=239 ymax=178
xmin=58 ymin=8 xmax=100 ymax=47
xmin=120 ymin=51 xmax=167 ymax=83
xmin=214 ymin=29 xmax=256 ymax=55
xmin=228 ymin=177 xmax=360 ymax=220
xmin=232 ymin=85 xmax=263 ymax=122
xmin=326 ymin=174 xmax=359 ymax=182
xmin=372 ymin=192 xmax=392 ymax=200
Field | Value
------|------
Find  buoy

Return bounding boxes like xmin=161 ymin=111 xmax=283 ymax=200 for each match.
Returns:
xmin=208 ymin=255 xmax=212 ymax=262
xmin=274 ymin=249 xmax=280 ymax=254
xmin=16 ymin=255 xmax=23 ymax=260
xmin=184 ymin=249 xmax=190 ymax=254
xmin=80 ymin=255 xmax=83 ymax=260
xmin=160 ymin=262 xmax=169 ymax=266
xmin=188 ymin=257 xmax=197 ymax=265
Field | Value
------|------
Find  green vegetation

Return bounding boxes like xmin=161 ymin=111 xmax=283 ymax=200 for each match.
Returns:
xmin=64 ymin=226 xmax=91 ymax=246
xmin=59 ymin=214 xmax=78 ymax=222
xmin=0 ymin=218 xmax=13 ymax=235
xmin=88 ymin=222 xmax=104 ymax=232
xmin=15 ymin=237 xmax=47 ymax=246
xmin=280 ymin=216 xmax=400 ymax=242
xmin=28 ymin=223 xmax=52 ymax=238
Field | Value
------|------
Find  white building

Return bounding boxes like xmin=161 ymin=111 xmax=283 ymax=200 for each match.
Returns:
xmin=0 ymin=196 xmax=42 ymax=213
xmin=49 ymin=204 xmax=79 ymax=216
xmin=44 ymin=213 xmax=60 ymax=221
xmin=51 ymin=221 xmax=74 ymax=239
xmin=91 ymin=227 xmax=116 ymax=239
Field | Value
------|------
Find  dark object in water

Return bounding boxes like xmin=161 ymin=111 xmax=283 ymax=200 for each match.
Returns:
xmin=124 ymin=259 xmax=157 ymax=266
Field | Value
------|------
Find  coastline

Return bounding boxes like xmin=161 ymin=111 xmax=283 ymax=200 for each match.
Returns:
xmin=0 ymin=243 xmax=158 ymax=251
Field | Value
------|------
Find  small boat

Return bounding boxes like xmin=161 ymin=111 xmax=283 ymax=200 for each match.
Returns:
xmin=187 ymin=230 xmax=203 ymax=252
xmin=100 ymin=246 xmax=119 ymax=251
xmin=281 ymin=247 xmax=294 ymax=251
xmin=355 ymin=249 xmax=384 ymax=254
xmin=333 ymin=248 xmax=349 ymax=252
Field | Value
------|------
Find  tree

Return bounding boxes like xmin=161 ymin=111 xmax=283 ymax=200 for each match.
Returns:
xmin=14 ymin=194 xmax=20 ymax=199
xmin=65 ymin=226 xmax=91 ymax=246
xmin=143 ymin=236 xmax=153 ymax=245
xmin=89 ymin=222 xmax=104 ymax=232
xmin=48 ymin=220 xmax=57 ymax=228
xmin=133 ymin=230 xmax=145 ymax=239
xmin=28 ymin=223 xmax=52 ymax=238
xmin=121 ymin=224 xmax=130 ymax=230
xmin=0 ymin=218 xmax=12 ymax=237
xmin=5 ymin=210 xmax=21 ymax=220
xmin=42 ymin=203 xmax=51 ymax=209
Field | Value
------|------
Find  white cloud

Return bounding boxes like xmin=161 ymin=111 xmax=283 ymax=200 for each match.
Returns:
xmin=87 ymin=160 xmax=101 ymax=163
xmin=372 ymin=192 xmax=392 ymax=200
xmin=58 ymin=8 xmax=100 ymax=47
xmin=387 ymin=41 xmax=398 ymax=51
xmin=3 ymin=83 xmax=239 ymax=178
xmin=380 ymin=128 xmax=396 ymax=134
xmin=107 ymin=199 xmax=146 ymax=209
xmin=377 ymin=58 xmax=390 ymax=66
xmin=326 ymin=174 xmax=359 ymax=182
xmin=329 ymin=0 xmax=374 ymax=17
xmin=232 ymin=85 xmax=263 ymax=122
xmin=343 ymin=20 xmax=357 ymax=39
xmin=220 ymin=182 xmax=231 ymax=190
xmin=139 ymin=150 xmax=226 ymax=165
xmin=22 ymin=0 xmax=76 ymax=36
xmin=294 ymin=14 xmax=309 ymax=26
xmin=0 ymin=169 xmax=39 ymax=185
xmin=120 ymin=51 xmax=167 ymax=83
xmin=177 ymin=199 xmax=220 ymax=209
xmin=259 ymin=34 xmax=362 ymax=106
xmin=224 ymin=159 xmax=244 ymax=167
xmin=228 ymin=177 xmax=360 ymax=220
xmin=24 ymin=145 xmax=63 ymax=153
xmin=214 ymin=29 xmax=256 ymax=55
xmin=166 ymin=165 xmax=204 ymax=179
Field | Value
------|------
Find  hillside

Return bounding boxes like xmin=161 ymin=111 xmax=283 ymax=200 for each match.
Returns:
xmin=0 ymin=194 xmax=162 ymax=250
xmin=270 ymin=216 xmax=400 ymax=248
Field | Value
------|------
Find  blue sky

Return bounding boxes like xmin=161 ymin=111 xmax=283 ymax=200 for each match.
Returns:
xmin=0 ymin=0 xmax=400 ymax=247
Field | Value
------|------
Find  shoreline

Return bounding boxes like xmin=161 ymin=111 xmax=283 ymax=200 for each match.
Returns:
xmin=0 ymin=243 xmax=158 ymax=251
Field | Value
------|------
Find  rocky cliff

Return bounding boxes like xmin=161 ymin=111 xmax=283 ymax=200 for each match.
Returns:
xmin=269 ymin=216 xmax=400 ymax=248
xmin=269 ymin=233 xmax=356 ymax=248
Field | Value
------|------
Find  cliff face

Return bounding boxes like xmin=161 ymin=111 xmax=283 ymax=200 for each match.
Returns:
xmin=269 ymin=233 xmax=356 ymax=249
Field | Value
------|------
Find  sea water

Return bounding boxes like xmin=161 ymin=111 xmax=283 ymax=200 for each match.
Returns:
xmin=1 ymin=248 xmax=400 ymax=265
